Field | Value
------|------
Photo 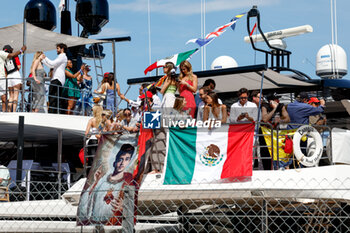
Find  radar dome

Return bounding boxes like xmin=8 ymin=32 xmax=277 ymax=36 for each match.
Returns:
xmin=24 ymin=0 xmax=56 ymax=31
xmin=76 ymin=0 xmax=109 ymax=36
xmin=211 ymin=56 xmax=238 ymax=70
xmin=316 ymin=44 xmax=347 ymax=79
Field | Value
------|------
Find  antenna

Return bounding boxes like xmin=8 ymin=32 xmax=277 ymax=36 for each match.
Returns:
xmin=246 ymin=6 xmax=293 ymax=71
xmin=244 ymin=25 xmax=313 ymax=45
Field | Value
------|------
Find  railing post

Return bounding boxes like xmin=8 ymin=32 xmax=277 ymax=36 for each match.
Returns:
xmin=16 ymin=116 xmax=24 ymax=184
xmin=122 ymin=185 xmax=135 ymax=233
xmin=57 ymin=129 xmax=63 ymax=198
xmin=82 ymin=88 xmax=85 ymax=116
xmin=21 ymin=18 xmax=27 ymax=112
xmin=276 ymin=126 xmax=280 ymax=170
xmin=26 ymin=169 xmax=30 ymax=201
xmin=83 ymin=136 xmax=88 ymax=177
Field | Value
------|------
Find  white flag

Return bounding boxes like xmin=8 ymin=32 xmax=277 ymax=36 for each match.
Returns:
xmin=59 ymin=0 xmax=65 ymax=17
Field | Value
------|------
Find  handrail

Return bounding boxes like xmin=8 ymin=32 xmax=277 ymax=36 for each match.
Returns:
xmin=81 ymin=121 xmax=334 ymax=174
xmin=0 ymin=76 xmax=108 ymax=115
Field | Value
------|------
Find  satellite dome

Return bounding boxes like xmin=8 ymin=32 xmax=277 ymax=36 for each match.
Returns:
xmin=316 ymin=44 xmax=347 ymax=79
xmin=24 ymin=0 xmax=57 ymax=31
xmin=76 ymin=0 xmax=109 ymax=36
xmin=211 ymin=56 xmax=238 ymax=70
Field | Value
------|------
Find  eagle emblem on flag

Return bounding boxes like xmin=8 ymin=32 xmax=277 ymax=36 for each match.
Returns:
xmin=199 ymin=144 xmax=223 ymax=167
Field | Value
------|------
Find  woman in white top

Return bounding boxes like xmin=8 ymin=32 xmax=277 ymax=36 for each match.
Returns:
xmin=84 ymin=105 xmax=104 ymax=169
xmin=160 ymin=62 xmax=178 ymax=110
xmin=203 ymin=92 xmax=227 ymax=123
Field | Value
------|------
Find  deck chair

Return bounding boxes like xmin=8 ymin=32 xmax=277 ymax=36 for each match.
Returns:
xmin=52 ymin=163 xmax=71 ymax=189
xmin=0 ymin=178 xmax=11 ymax=202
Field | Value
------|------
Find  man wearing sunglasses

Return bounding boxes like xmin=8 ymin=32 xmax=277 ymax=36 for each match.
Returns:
xmin=119 ymin=108 xmax=139 ymax=134
xmin=230 ymin=87 xmax=257 ymax=123
xmin=308 ymin=97 xmax=326 ymax=126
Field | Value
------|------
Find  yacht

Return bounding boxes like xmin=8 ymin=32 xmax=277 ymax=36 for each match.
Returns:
xmin=0 ymin=2 xmax=350 ymax=233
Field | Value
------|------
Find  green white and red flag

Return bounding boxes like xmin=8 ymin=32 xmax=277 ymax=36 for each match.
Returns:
xmin=144 ymin=48 xmax=198 ymax=75
xmin=163 ymin=124 xmax=254 ymax=185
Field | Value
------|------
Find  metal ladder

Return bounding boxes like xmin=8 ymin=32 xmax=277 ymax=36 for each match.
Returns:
xmin=146 ymin=128 xmax=167 ymax=173
xmin=83 ymin=138 xmax=98 ymax=177
xmin=91 ymin=43 xmax=104 ymax=85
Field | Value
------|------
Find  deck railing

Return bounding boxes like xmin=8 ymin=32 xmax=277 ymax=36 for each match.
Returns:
xmin=0 ymin=76 xmax=118 ymax=115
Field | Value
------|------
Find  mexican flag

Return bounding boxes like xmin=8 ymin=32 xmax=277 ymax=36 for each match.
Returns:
xmin=163 ymin=124 xmax=254 ymax=185
xmin=144 ymin=48 xmax=198 ymax=75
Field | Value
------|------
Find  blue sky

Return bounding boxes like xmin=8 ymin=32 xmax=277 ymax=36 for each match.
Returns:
xmin=1 ymin=0 xmax=350 ymax=107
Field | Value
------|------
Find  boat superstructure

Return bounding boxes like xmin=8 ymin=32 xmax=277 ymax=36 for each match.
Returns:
xmin=0 ymin=3 xmax=350 ymax=233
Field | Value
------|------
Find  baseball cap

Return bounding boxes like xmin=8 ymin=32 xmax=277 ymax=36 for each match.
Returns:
xmin=103 ymin=72 xmax=110 ymax=78
xmin=308 ymin=97 xmax=320 ymax=104
xmin=3 ymin=45 xmax=13 ymax=52
xmin=266 ymin=92 xmax=281 ymax=101
xmin=82 ymin=63 xmax=90 ymax=71
xmin=139 ymin=91 xmax=153 ymax=99
xmin=129 ymin=100 xmax=141 ymax=108
xmin=297 ymin=92 xmax=309 ymax=99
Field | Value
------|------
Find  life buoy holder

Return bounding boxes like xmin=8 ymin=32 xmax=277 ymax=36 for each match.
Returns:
xmin=293 ymin=125 xmax=323 ymax=167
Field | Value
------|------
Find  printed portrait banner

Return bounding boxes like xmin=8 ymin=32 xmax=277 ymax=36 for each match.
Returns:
xmin=163 ymin=124 xmax=254 ymax=185
xmin=77 ymin=127 xmax=153 ymax=226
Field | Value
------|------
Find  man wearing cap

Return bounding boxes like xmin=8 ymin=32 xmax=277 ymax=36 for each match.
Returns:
xmin=258 ymin=93 xmax=291 ymax=170
xmin=41 ymin=43 xmax=68 ymax=114
xmin=122 ymin=96 xmax=142 ymax=122
xmin=262 ymin=93 xmax=290 ymax=128
xmin=0 ymin=44 xmax=26 ymax=112
xmin=308 ymin=97 xmax=327 ymax=125
xmin=139 ymin=91 xmax=153 ymax=111
xmin=287 ymin=92 xmax=325 ymax=129
xmin=3 ymin=45 xmax=23 ymax=112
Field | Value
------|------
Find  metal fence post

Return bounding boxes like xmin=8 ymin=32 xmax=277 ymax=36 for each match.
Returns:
xmin=57 ymin=129 xmax=63 ymax=198
xmin=122 ymin=185 xmax=135 ymax=233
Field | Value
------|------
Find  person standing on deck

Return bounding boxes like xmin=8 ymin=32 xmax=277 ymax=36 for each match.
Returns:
xmin=0 ymin=45 xmax=26 ymax=112
xmin=41 ymin=43 xmax=68 ymax=114
xmin=178 ymin=61 xmax=197 ymax=118
xmin=3 ymin=45 xmax=23 ymax=112
xmin=287 ymin=92 xmax=325 ymax=129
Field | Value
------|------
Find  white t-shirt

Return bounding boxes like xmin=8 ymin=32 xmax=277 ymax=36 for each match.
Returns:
xmin=152 ymin=94 xmax=162 ymax=109
xmin=0 ymin=51 xmax=9 ymax=77
xmin=42 ymin=53 xmax=68 ymax=85
xmin=230 ymin=101 xmax=258 ymax=123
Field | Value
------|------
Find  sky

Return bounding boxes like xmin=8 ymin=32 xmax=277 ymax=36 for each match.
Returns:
xmin=1 ymin=0 xmax=350 ymax=108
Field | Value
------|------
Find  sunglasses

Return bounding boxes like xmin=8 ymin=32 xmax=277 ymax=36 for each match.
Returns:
xmin=125 ymin=113 xmax=131 ymax=116
xmin=239 ymin=97 xmax=248 ymax=100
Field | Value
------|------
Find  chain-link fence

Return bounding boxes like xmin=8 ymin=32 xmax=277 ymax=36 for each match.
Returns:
xmin=1 ymin=121 xmax=349 ymax=232
xmin=1 ymin=171 xmax=350 ymax=232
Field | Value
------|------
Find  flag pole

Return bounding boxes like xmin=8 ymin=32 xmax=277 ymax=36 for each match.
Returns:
xmin=203 ymin=0 xmax=206 ymax=70
xmin=147 ymin=0 xmax=152 ymax=77
xmin=112 ymin=40 xmax=117 ymax=116
xmin=21 ymin=18 xmax=27 ymax=112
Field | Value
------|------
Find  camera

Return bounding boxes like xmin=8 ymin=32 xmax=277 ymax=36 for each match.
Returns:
xmin=170 ymin=69 xmax=179 ymax=82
